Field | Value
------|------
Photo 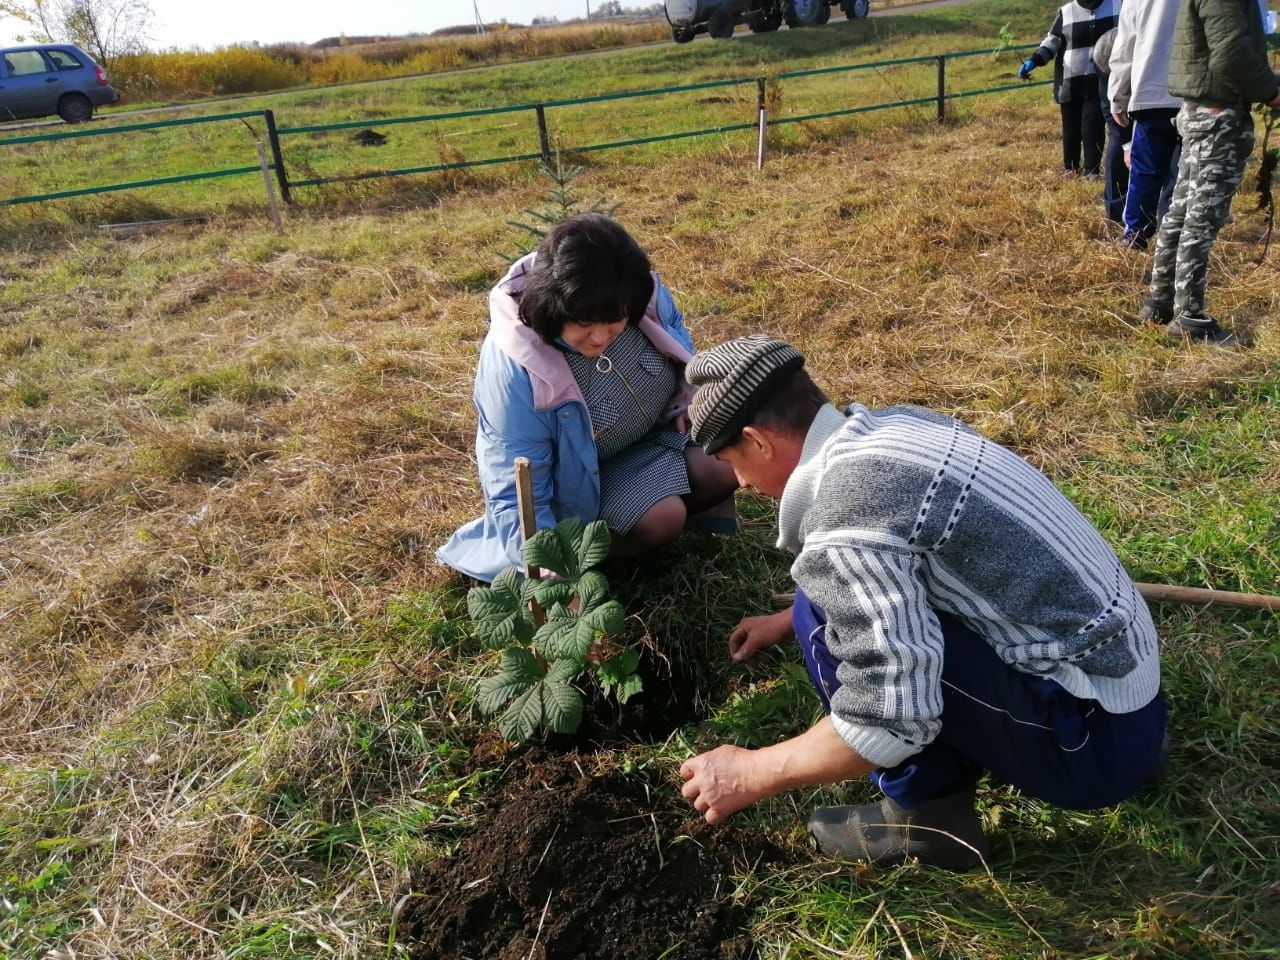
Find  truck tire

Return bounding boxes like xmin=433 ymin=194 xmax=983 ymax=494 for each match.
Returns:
xmin=815 ymin=1 xmax=830 ymax=23
xmin=785 ymin=0 xmax=826 ymax=27
xmin=57 ymin=93 xmax=93 ymax=124
xmin=842 ymin=0 xmax=869 ymax=18
xmin=750 ymin=1 xmax=783 ymax=32
xmin=708 ymin=7 xmax=736 ymax=38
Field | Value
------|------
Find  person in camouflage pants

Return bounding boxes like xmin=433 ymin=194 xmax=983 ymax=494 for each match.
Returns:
xmin=1139 ymin=0 xmax=1280 ymax=345
xmin=1147 ymin=106 xmax=1255 ymax=339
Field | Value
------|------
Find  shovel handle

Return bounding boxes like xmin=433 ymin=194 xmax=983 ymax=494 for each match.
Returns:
xmin=769 ymin=583 xmax=1280 ymax=613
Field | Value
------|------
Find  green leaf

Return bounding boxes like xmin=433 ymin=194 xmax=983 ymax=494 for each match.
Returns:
xmin=546 ymin=657 xmax=585 ymax=685
xmin=575 ymin=570 xmax=610 ymax=613
xmin=581 ymin=600 xmax=625 ymax=638
xmin=475 ymin=648 xmax=542 ymax=716
xmin=598 ymin=648 xmax=640 ymax=685
xmin=542 ymin=680 xmax=583 ymax=733
xmin=535 ymin=608 xmax=595 ymax=661
xmin=467 ymin=566 xmax=535 ymax=647
xmin=498 ymin=684 xmax=545 ymax=742
xmin=530 ymin=578 xmax=574 ymax=608
xmin=524 ymin=527 xmax=576 ymax=579
xmin=578 ymin=520 xmax=611 ymax=570
xmin=615 ymin=673 xmax=644 ymax=705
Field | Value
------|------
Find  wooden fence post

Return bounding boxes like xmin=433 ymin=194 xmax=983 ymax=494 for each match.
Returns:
xmin=535 ymin=104 xmax=552 ymax=165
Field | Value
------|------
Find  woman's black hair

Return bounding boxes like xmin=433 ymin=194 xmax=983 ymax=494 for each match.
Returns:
xmin=518 ymin=213 xmax=655 ymax=343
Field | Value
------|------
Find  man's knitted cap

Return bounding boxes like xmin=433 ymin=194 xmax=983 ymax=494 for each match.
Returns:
xmin=686 ymin=335 xmax=806 ymax=454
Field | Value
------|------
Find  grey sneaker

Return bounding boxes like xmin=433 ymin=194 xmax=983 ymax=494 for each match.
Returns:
xmin=807 ymin=790 xmax=990 ymax=871
xmin=1165 ymin=316 xmax=1238 ymax=346
xmin=1138 ymin=298 xmax=1173 ymax=324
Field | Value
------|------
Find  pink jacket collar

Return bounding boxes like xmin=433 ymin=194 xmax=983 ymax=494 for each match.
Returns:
xmin=489 ymin=253 xmax=693 ymax=411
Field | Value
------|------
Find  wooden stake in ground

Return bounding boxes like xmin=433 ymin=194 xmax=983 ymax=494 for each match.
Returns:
xmin=514 ymin=457 xmax=546 ymax=625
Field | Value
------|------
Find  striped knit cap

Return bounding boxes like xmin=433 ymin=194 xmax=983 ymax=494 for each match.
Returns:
xmin=686 ymin=335 xmax=806 ymax=453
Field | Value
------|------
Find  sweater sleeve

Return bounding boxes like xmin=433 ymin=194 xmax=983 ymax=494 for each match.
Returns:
xmin=1032 ymin=10 xmax=1066 ymax=65
xmin=1107 ymin=3 xmax=1137 ymax=114
xmin=792 ymin=539 xmax=945 ymax=769
xmin=1201 ymin=0 xmax=1280 ymax=104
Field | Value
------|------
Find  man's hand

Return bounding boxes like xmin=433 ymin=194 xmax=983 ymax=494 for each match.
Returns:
xmin=1112 ymin=110 xmax=1129 ymax=127
xmin=728 ymin=606 xmax=795 ymax=662
xmin=679 ymin=719 xmax=878 ymax=824
xmin=680 ymin=745 xmax=773 ymax=824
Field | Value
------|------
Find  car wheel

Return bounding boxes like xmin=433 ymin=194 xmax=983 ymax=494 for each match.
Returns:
xmin=815 ymin=1 xmax=830 ymax=23
xmin=57 ymin=93 xmax=93 ymax=124
xmin=842 ymin=0 xmax=869 ymax=18
xmin=785 ymin=0 xmax=826 ymax=27
xmin=708 ymin=7 xmax=736 ymax=38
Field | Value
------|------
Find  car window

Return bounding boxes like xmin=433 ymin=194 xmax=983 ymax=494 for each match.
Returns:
xmin=5 ymin=50 xmax=51 ymax=76
xmin=46 ymin=49 xmax=83 ymax=71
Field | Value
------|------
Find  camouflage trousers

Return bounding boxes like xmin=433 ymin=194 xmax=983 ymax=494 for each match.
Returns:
xmin=1149 ymin=104 xmax=1255 ymax=321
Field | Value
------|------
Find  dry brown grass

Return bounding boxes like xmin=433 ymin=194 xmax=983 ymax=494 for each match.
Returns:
xmin=2 ymin=94 xmax=1278 ymax=957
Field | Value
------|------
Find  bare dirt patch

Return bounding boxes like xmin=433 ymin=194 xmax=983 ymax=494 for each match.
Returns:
xmin=398 ymin=754 xmax=781 ymax=960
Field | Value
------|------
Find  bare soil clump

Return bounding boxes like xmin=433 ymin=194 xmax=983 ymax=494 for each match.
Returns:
xmin=398 ymin=754 xmax=781 ymax=960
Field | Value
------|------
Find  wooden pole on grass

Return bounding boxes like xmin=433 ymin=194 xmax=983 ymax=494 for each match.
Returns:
xmin=255 ymin=141 xmax=283 ymax=232
xmin=770 ymin=582 xmax=1280 ymax=613
xmin=514 ymin=457 xmax=546 ymax=624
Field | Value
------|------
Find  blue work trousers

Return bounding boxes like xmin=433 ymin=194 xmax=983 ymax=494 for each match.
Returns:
xmin=1124 ymin=108 xmax=1181 ymax=241
xmin=792 ymin=588 xmax=1166 ymax=811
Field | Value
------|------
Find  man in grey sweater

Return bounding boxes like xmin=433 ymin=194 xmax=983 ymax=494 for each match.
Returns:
xmin=678 ymin=335 xmax=1166 ymax=869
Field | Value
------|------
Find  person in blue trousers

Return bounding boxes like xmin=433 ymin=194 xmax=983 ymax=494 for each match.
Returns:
xmin=1108 ymin=0 xmax=1184 ymax=250
xmin=677 ymin=336 xmax=1167 ymax=869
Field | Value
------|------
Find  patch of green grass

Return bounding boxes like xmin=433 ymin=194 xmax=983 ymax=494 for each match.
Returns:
xmin=1064 ymin=378 xmax=1280 ymax=592
xmin=0 ymin=476 xmax=85 ymax=532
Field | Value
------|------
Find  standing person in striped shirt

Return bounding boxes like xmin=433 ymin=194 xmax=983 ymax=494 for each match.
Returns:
xmin=678 ymin=336 xmax=1166 ymax=869
xmin=1020 ymin=0 xmax=1122 ymax=177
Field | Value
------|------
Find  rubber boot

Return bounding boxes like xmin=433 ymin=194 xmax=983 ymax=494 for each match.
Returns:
xmin=807 ymin=789 xmax=989 ymax=870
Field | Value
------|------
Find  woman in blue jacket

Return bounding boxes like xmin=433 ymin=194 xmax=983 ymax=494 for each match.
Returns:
xmin=437 ymin=214 xmax=738 ymax=582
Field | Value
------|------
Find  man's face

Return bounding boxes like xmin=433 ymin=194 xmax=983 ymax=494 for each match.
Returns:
xmin=713 ymin=432 xmax=790 ymax=499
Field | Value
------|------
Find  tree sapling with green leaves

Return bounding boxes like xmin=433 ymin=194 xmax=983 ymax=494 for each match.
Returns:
xmin=468 ymin=518 xmax=643 ymax=742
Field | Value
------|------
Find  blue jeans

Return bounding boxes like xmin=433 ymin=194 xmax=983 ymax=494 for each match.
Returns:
xmin=792 ymin=588 xmax=1166 ymax=811
xmin=1124 ymin=108 xmax=1181 ymax=241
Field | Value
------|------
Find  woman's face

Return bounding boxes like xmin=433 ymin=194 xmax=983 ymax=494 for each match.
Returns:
xmin=559 ymin=318 xmax=628 ymax=357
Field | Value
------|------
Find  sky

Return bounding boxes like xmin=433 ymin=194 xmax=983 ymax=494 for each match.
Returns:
xmin=0 ymin=0 xmax=619 ymax=50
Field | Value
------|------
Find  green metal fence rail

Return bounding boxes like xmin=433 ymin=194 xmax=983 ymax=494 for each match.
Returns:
xmin=1 ymin=42 xmax=1052 ymax=210
xmin=0 ymin=108 xmax=288 ymax=207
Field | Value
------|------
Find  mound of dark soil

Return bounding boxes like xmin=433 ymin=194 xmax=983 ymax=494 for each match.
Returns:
xmin=551 ymin=643 xmax=704 ymax=749
xmin=398 ymin=755 xmax=782 ymax=960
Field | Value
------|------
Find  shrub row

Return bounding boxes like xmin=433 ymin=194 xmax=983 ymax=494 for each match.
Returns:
xmin=109 ymin=20 xmax=670 ymax=101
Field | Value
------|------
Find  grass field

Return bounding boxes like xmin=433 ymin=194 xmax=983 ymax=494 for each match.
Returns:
xmin=2 ymin=0 xmax=1053 ymax=221
xmin=3 ymin=0 xmax=1280 ymax=957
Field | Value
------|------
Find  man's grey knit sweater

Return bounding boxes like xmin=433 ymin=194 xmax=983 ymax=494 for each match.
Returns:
xmin=779 ymin=404 xmax=1161 ymax=769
